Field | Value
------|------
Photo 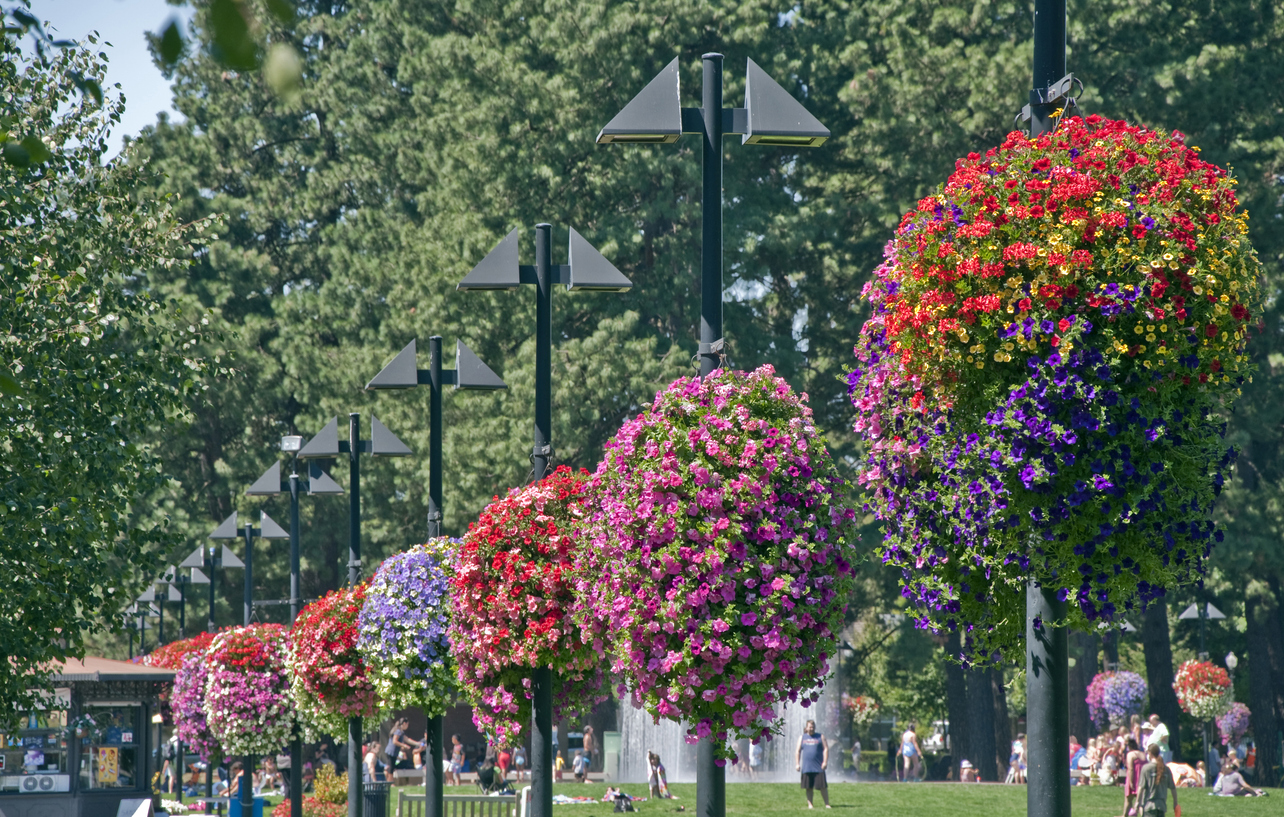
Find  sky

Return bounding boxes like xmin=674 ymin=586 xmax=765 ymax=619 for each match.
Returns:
xmin=30 ymin=0 xmax=193 ymax=156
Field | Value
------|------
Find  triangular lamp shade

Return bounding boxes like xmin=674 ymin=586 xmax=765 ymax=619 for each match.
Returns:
xmin=742 ymin=58 xmax=829 ymax=147
xmin=366 ymin=339 xmax=420 ymax=390
xmin=596 ymin=58 xmax=683 ymax=144
xmin=246 ymin=461 xmax=282 ymax=496
xmin=259 ymin=512 xmax=289 ymax=539
xmin=179 ymin=546 xmax=206 ymax=569
xmin=220 ymin=545 xmax=244 ymax=569
xmin=458 ymin=229 xmax=521 ymax=290
xmin=370 ymin=416 xmax=412 ymax=457
xmin=189 ymin=567 xmax=210 ymax=585
xmin=455 ymin=341 xmax=507 ymax=391
xmin=297 ymin=417 xmax=341 ymax=459
xmin=209 ymin=512 xmax=239 ymax=539
xmin=307 ymin=462 xmax=345 ymax=495
xmin=567 ymin=227 xmax=632 ymax=291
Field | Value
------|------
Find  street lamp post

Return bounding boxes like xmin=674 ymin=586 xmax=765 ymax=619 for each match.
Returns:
xmin=246 ymin=446 xmax=344 ymax=817
xmin=596 ymin=53 xmax=829 ymax=817
xmin=298 ymin=414 xmax=413 ymax=817
xmin=458 ymin=225 xmax=631 ymax=817
xmin=365 ymin=336 xmax=504 ymax=817
xmin=164 ymin=565 xmax=210 ymax=640
xmin=597 ymin=55 xmax=829 ymax=379
xmin=209 ymin=510 xmax=290 ymax=817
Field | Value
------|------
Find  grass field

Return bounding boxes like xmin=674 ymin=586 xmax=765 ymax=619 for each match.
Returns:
xmin=546 ymin=781 xmax=1279 ymax=817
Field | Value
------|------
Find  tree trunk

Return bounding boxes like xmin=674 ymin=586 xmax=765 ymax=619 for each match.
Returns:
xmin=1067 ymin=632 xmax=1094 ymax=745
xmin=967 ymin=665 xmax=997 ymax=782
xmin=1102 ymin=630 xmax=1119 ymax=668
xmin=944 ymin=632 xmax=970 ymax=781
xmin=1267 ymin=575 xmax=1284 ymax=731
xmin=992 ymin=667 xmax=1013 ymax=779
xmin=1245 ymin=578 xmax=1281 ymax=787
xmin=1142 ymin=595 xmax=1183 ymax=761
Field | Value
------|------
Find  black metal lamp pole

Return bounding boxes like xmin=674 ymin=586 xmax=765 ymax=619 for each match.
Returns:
xmin=459 ymin=224 xmax=631 ymax=817
xmin=366 ymin=336 xmax=505 ymax=817
xmin=247 ymin=447 xmax=344 ymax=817
xmin=208 ymin=510 xmax=288 ymax=817
xmin=1024 ymin=4 xmax=1071 ymax=817
xmin=597 ymin=54 xmax=829 ymax=817
xmin=297 ymin=413 xmax=412 ymax=817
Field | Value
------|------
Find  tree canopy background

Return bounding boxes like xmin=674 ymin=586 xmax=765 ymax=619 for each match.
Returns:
xmin=39 ymin=0 xmax=1282 ymax=781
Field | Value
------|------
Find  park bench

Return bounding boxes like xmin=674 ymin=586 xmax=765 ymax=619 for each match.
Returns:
xmin=395 ymin=787 xmax=530 ymax=817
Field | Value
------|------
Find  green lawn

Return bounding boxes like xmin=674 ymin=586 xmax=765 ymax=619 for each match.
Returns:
xmin=547 ymin=781 xmax=1278 ymax=817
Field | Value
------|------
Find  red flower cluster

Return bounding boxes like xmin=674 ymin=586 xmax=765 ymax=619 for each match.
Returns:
xmin=143 ymin=631 xmax=218 ymax=670
xmin=449 ymin=465 xmax=602 ymax=744
xmin=207 ymin=622 xmax=289 ymax=672
xmin=288 ymin=583 xmax=380 ymax=736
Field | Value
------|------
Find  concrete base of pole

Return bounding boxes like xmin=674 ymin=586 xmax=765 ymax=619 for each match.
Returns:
xmin=696 ymin=738 xmax=724 ymax=817
xmin=1026 ymin=580 xmax=1070 ymax=817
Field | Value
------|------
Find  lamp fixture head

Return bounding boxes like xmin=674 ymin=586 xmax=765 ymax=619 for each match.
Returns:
xmin=1225 ymin=651 xmax=1238 ymax=670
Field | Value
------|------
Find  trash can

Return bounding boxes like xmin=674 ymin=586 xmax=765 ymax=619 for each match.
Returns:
xmin=228 ymin=798 xmax=265 ymax=817
xmin=363 ymin=781 xmax=391 ymax=817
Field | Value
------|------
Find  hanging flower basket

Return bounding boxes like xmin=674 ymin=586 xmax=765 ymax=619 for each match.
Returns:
xmin=1085 ymin=671 xmax=1114 ymax=731
xmin=1173 ymin=659 xmax=1231 ymax=721
xmin=573 ymin=365 xmax=858 ymax=755
xmin=1102 ymin=670 xmax=1147 ymax=727
xmin=204 ymin=624 xmax=295 ymax=757
xmin=1215 ymin=701 xmax=1250 ymax=746
xmin=357 ymin=539 xmax=457 ymax=715
xmin=847 ymin=116 xmax=1261 ymax=660
xmin=289 ymin=583 xmax=381 ymax=738
xmin=170 ymin=631 xmax=222 ymax=761
xmin=145 ymin=632 xmax=219 ymax=727
xmin=450 ymin=466 xmax=604 ymax=746
xmin=843 ymin=695 xmax=880 ymax=730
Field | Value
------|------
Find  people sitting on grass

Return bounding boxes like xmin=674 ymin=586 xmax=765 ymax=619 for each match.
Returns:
xmin=1214 ymin=759 xmax=1267 ymax=797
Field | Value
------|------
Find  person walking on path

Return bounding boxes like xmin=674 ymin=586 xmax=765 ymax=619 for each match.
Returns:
xmin=795 ymin=719 xmax=831 ymax=809
xmin=1135 ymin=744 xmax=1178 ymax=817
xmin=899 ymin=722 xmax=922 ymax=782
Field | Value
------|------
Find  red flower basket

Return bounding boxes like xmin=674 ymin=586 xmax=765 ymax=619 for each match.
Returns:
xmin=289 ymin=583 xmax=381 ymax=737
xmin=449 ymin=465 xmax=603 ymax=745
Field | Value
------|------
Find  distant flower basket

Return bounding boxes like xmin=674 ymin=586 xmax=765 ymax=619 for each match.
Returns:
xmin=1216 ymin=702 xmax=1250 ymax=746
xmin=574 ymin=366 xmax=858 ymax=756
xmin=204 ymin=624 xmax=295 ymax=757
xmin=450 ymin=466 xmax=603 ymax=746
xmin=170 ymin=631 xmax=222 ymax=761
xmin=844 ymin=695 xmax=880 ymax=729
xmin=358 ymin=539 xmax=457 ymax=716
xmin=1173 ymin=659 xmax=1231 ymax=721
xmin=1086 ymin=672 xmax=1114 ymax=731
xmin=145 ymin=632 xmax=219 ymax=727
xmin=290 ymin=584 xmax=381 ymax=738
xmin=1102 ymin=671 xmax=1147 ymax=727
xmin=848 ymin=117 xmax=1261 ymax=660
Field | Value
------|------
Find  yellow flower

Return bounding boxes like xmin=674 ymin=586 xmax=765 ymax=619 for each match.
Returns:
xmin=1146 ymin=333 xmax=1156 ymax=342
xmin=1160 ymin=324 xmax=1168 ymax=333
xmin=1147 ymin=325 xmax=1155 ymax=332
xmin=1134 ymin=325 xmax=1144 ymax=335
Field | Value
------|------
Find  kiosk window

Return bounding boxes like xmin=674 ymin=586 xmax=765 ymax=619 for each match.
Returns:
xmin=0 ymin=710 xmax=68 ymax=792
xmin=78 ymin=705 xmax=141 ymax=790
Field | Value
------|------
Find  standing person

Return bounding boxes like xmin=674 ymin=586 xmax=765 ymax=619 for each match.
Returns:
xmin=448 ymin=735 xmax=464 ymax=786
xmin=513 ymin=745 xmax=526 ymax=782
xmin=1135 ymin=744 xmax=1178 ymax=817
xmin=1007 ymin=734 xmax=1026 ymax=784
xmin=899 ymin=722 xmax=922 ymax=782
xmin=1122 ymin=738 xmax=1146 ymax=817
xmin=572 ymin=749 xmax=587 ymax=783
xmin=1129 ymin=715 xmax=1143 ymax=748
xmin=850 ymin=739 xmax=861 ymax=779
xmin=795 ymin=719 xmax=831 ymax=809
xmin=363 ymin=741 xmax=380 ymax=784
xmin=1145 ymin=715 xmax=1171 ymax=763
xmin=748 ymin=741 xmax=763 ymax=780
xmin=582 ymin=725 xmax=597 ymax=773
xmin=646 ymin=752 xmax=675 ymax=799
xmin=497 ymin=746 xmax=511 ymax=781
xmin=555 ymin=751 xmax=566 ymax=782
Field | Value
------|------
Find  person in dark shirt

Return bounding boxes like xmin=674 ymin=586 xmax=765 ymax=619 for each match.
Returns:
xmin=795 ymin=719 xmax=830 ymax=809
xmin=1135 ymin=744 xmax=1178 ymax=817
